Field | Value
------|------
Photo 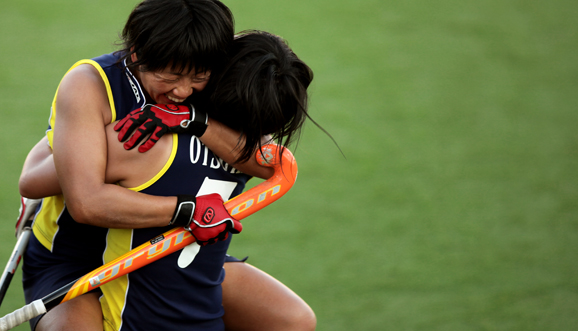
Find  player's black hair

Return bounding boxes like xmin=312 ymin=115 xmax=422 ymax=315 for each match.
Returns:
xmin=118 ymin=0 xmax=234 ymax=75
xmin=206 ymin=30 xmax=315 ymax=163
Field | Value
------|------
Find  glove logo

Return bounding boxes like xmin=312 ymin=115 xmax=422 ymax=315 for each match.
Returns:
xmin=202 ymin=207 xmax=215 ymax=225
xmin=165 ymin=104 xmax=179 ymax=111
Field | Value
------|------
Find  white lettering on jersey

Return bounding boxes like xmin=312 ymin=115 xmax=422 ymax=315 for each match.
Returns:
xmin=177 ymin=177 xmax=237 ymax=268
xmin=189 ymin=136 xmax=240 ymax=174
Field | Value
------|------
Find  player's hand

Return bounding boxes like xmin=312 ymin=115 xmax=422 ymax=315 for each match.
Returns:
xmin=170 ymin=194 xmax=242 ymax=246
xmin=113 ymin=104 xmax=208 ymax=153
xmin=190 ymin=194 xmax=242 ymax=246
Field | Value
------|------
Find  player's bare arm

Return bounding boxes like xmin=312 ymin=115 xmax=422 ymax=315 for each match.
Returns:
xmin=201 ymin=118 xmax=275 ymax=179
xmin=19 ymin=124 xmax=274 ymax=200
xmin=52 ymin=64 xmax=177 ymax=229
xmin=19 ymin=137 xmax=59 ymax=199
xmin=19 ymin=126 xmax=172 ymax=198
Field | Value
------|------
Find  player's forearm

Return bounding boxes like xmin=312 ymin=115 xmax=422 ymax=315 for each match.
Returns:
xmin=18 ymin=134 xmax=176 ymax=228
xmin=63 ymin=183 xmax=177 ymax=229
xmin=201 ymin=118 xmax=274 ymax=179
xmin=19 ymin=137 xmax=62 ymax=199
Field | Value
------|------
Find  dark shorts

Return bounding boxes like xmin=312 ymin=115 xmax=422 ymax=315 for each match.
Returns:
xmin=22 ymin=234 xmax=105 ymax=330
xmin=23 ymin=234 xmax=246 ymax=330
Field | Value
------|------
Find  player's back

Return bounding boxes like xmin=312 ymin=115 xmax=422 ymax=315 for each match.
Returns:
xmin=100 ymin=123 xmax=251 ymax=331
xmin=104 ymin=122 xmax=173 ymax=187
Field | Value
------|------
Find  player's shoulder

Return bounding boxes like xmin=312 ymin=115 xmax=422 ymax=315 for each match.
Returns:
xmin=55 ymin=59 xmax=113 ymax=121
xmin=62 ymin=53 xmax=121 ymax=87
xmin=61 ymin=62 xmax=104 ymax=89
xmin=104 ymin=123 xmax=174 ymax=188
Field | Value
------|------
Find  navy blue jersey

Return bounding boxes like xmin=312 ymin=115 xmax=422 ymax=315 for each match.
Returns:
xmin=101 ymin=133 xmax=250 ymax=331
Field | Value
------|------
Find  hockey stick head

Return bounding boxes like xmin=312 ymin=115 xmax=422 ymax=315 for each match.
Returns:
xmin=225 ymin=144 xmax=297 ymax=220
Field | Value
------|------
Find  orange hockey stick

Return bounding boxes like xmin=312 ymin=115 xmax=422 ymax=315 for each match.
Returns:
xmin=0 ymin=144 xmax=297 ymax=331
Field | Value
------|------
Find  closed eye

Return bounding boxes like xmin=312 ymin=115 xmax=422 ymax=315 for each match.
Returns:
xmin=154 ymin=73 xmax=180 ymax=83
xmin=192 ymin=77 xmax=209 ymax=83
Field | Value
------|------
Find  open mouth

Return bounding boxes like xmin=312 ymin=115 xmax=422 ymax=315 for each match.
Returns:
xmin=166 ymin=94 xmax=185 ymax=103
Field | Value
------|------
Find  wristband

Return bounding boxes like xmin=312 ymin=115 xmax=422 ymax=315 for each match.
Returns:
xmin=180 ymin=105 xmax=208 ymax=137
xmin=170 ymin=195 xmax=196 ymax=228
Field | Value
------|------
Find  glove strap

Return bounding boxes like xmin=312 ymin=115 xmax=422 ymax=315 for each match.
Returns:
xmin=180 ymin=105 xmax=208 ymax=137
xmin=170 ymin=195 xmax=196 ymax=228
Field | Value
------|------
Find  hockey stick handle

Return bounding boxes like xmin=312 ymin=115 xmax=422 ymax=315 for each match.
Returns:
xmin=0 ymin=144 xmax=297 ymax=331
xmin=0 ymin=229 xmax=31 ymax=306
xmin=0 ymin=300 xmax=45 ymax=331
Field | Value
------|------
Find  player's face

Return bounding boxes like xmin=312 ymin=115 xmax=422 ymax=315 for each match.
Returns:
xmin=138 ymin=67 xmax=211 ymax=105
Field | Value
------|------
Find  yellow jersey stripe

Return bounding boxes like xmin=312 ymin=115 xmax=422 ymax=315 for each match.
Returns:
xmin=127 ymin=134 xmax=178 ymax=192
xmin=101 ymin=228 xmax=133 ymax=331
xmin=31 ymin=195 xmax=65 ymax=252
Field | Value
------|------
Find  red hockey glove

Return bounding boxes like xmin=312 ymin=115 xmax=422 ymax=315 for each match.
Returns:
xmin=114 ymin=104 xmax=208 ymax=153
xmin=169 ymin=194 xmax=242 ymax=246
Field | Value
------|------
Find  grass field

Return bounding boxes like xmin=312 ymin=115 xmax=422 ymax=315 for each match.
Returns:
xmin=1 ymin=0 xmax=577 ymax=330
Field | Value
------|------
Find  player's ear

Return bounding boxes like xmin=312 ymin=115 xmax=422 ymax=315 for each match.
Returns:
xmin=130 ymin=47 xmax=138 ymax=63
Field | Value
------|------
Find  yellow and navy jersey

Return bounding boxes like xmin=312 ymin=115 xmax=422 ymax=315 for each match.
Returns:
xmin=35 ymin=52 xmax=147 ymax=252
xmin=101 ymin=133 xmax=249 ymax=331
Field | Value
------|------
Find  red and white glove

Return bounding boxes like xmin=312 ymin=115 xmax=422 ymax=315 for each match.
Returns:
xmin=114 ymin=104 xmax=208 ymax=153
xmin=170 ymin=194 xmax=242 ymax=246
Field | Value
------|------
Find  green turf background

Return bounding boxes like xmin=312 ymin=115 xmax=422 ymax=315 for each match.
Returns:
xmin=1 ymin=0 xmax=577 ymax=330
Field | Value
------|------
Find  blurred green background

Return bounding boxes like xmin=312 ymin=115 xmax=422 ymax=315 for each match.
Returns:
xmin=1 ymin=0 xmax=577 ymax=330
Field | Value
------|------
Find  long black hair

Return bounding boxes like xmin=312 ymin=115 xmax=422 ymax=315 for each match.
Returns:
xmin=118 ymin=0 xmax=234 ymax=75
xmin=206 ymin=31 xmax=315 ymax=163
